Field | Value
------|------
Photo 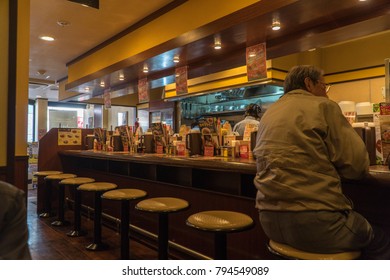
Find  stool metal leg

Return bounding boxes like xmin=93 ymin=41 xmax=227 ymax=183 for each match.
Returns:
xmin=67 ymin=186 xmax=86 ymax=237
xmin=120 ymin=200 xmax=130 ymax=259
xmin=214 ymin=232 xmax=227 ymax=260
xmin=158 ymin=213 xmax=169 ymax=260
xmin=86 ymin=192 xmax=107 ymax=251
xmin=51 ymin=183 xmax=68 ymax=226
xmin=39 ymin=179 xmax=52 ymax=218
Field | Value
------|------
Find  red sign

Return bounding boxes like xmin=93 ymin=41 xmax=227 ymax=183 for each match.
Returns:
xmin=103 ymin=89 xmax=111 ymax=109
xmin=246 ymin=43 xmax=267 ymax=81
xmin=175 ymin=66 xmax=188 ymax=95
xmin=138 ymin=78 xmax=149 ymax=103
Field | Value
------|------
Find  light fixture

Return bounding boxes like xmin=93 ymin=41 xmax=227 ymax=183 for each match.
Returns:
xmin=118 ymin=72 xmax=125 ymax=81
xmin=57 ymin=20 xmax=71 ymax=27
xmin=39 ymin=35 xmax=55 ymax=41
xmin=36 ymin=69 xmax=46 ymax=76
xmin=173 ymin=55 xmax=180 ymax=63
xmin=68 ymin=0 xmax=99 ymax=9
xmin=143 ymin=64 xmax=149 ymax=73
xmin=271 ymin=19 xmax=281 ymax=31
xmin=85 ymin=87 xmax=90 ymax=92
xmin=214 ymin=34 xmax=222 ymax=50
xmin=100 ymin=81 xmax=105 ymax=87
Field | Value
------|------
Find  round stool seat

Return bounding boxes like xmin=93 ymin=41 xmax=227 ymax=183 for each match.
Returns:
xmin=136 ymin=197 xmax=189 ymax=259
xmin=78 ymin=182 xmax=117 ymax=192
xmin=268 ymin=240 xmax=361 ymax=260
xmin=136 ymin=197 xmax=189 ymax=213
xmin=60 ymin=177 xmax=95 ymax=185
xmin=102 ymin=189 xmax=147 ymax=200
xmin=186 ymin=210 xmax=254 ymax=232
xmin=35 ymin=171 xmax=67 ymax=218
xmin=102 ymin=188 xmax=147 ymax=259
xmin=34 ymin=171 xmax=62 ymax=177
xmin=45 ymin=173 xmax=77 ymax=181
xmin=77 ymin=182 xmax=117 ymax=251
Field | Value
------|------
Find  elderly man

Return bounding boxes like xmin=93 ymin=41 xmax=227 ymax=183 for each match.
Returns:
xmin=253 ymin=65 xmax=390 ymax=259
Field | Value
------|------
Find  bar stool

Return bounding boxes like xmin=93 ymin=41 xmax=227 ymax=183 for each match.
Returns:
xmin=135 ymin=197 xmax=189 ymax=259
xmin=78 ymin=182 xmax=117 ymax=251
xmin=186 ymin=210 xmax=254 ymax=260
xmin=44 ymin=173 xmax=77 ymax=226
xmin=58 ymin=177 xmax=95 ymax=234
xmin=267 ymin=240 xmax=361 ymax=260
xmin=102 ymin=188 xmax=147 ymax=259
xmin=33 ymin=171 xmax=63 ymax=218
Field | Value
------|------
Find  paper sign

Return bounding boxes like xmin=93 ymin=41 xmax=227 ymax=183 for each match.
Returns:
xmin=246 ymin=43 xmax=267 ymax=81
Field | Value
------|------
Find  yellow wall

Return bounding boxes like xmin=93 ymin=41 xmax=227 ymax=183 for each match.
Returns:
xmin=0 ymin=0 xmax=9 ymax=166
xmin=67 ymin=0 xmax=261 ymax=83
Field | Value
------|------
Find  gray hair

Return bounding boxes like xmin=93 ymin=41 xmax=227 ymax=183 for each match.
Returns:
xmin=284 ymin=65 xmax=324 ymax=93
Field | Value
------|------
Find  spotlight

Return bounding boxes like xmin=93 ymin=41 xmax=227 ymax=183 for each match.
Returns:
xmin=214 ymin=35 xmax=222 ymax=50
xmin=68 ymin=0 xmax=99 ymax=9
xmin=271 ymin=19 xmax=281 ymax=31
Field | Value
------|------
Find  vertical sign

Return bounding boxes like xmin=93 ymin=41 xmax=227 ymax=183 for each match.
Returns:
xmin=246 ymin=43 xmax=267 ymax=81
xmin=103 ymin=89 xmax=111 ymax=109
xmin=175 ymin=66 xmax=188 ymax=95
xmin=138 ymin=78 xmax=149 ymax=103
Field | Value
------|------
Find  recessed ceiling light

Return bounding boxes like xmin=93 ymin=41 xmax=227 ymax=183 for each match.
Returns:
xmin=39 ymin=35 xmax=55 ymax=41
xmin=57 ymin=20 xmax=71 ymax=27
xmin=214 ymin=35 xmax=222 ymax=50
xmin=271 ymin=20 xmax=281 ymax=31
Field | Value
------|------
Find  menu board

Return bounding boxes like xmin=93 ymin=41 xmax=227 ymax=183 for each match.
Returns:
xmin=246 ymin=43 xmax=267 ymax=81
xmin=138 ymin=78 xmax=149 ymax=103
xmin=58 ymin=128 xmax=81 ymax=145
xmin=175 ymin=66 xmax=188 ymax=95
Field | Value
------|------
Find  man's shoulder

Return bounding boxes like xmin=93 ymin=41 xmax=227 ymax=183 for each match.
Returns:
xmin=0 ymin=181 xmax=24 ymax=198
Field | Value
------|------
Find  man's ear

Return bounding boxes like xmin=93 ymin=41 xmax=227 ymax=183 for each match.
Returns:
xmin=304 ymin=77 xmax=312 ymax=92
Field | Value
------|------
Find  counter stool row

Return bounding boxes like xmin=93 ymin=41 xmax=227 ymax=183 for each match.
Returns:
xmin=34 ymin=171 xmax=255 ymax=260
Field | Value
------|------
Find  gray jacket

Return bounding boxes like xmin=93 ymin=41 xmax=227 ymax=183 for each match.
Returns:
xmin=253 ymin=89 xmax=369 ymax=212
xmin=0 ymin=181 xmax=31 ymax=259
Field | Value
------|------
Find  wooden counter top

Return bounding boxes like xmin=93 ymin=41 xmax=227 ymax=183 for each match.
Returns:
xmin=59 ymin=149 xmax=389 ymax=176
xmin=59 ymin=150 xmax=257 ymax=174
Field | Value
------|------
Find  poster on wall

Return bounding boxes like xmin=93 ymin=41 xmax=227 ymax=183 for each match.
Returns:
xmin=58 ymin=128 xmax=82 ymax=146
xmin=246 ymin=43 xmax=267 ymax=81
xmin=103 ymin=89 xmax=111 ymax=109
xmin=138 ymin=78 xmax=149 ymax=103
xmin=175 ymin=66 xmax=188 ymax=95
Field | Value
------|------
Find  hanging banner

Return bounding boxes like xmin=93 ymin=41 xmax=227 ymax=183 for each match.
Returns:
xmin=138 ymin=78 xmax=149 ymax=103
xmin=175 ymin=66 xmax=188 ymax=95
xmin=103 ymin=89 xmax=111 ymax=109
xmin=246 ymin=43 xmax=267 ymax=81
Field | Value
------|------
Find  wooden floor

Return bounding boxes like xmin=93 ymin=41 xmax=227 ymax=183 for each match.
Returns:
xmin=27 ymin=188 xmax=158 ymax=260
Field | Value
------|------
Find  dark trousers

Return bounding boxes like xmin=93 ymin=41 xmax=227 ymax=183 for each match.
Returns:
xmin=259 ymin=210 xmax=390 ymax=260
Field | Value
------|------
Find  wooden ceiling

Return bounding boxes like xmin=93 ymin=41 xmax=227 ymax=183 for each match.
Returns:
xmin=65 ymin=0 xmax=390 ymax=102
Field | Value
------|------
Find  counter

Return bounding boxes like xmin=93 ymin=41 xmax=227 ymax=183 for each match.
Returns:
xmin=56 ymin=150 xmax=390 ymax=259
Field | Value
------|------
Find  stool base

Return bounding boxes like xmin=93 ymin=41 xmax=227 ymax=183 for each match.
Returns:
xmin=67 ymin=230 xmax=87 ymax=237
xmin=86 ymin=242 xmax=108 ymax=251
xmin=39 ymin=212 xmax=51 ymax=218
xmin=51 ymin=220 xmax=70 ymax=227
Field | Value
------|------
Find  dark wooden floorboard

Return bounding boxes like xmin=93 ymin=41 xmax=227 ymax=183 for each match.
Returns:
xmin=27 ymin=188 xmax=158 ymax=260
